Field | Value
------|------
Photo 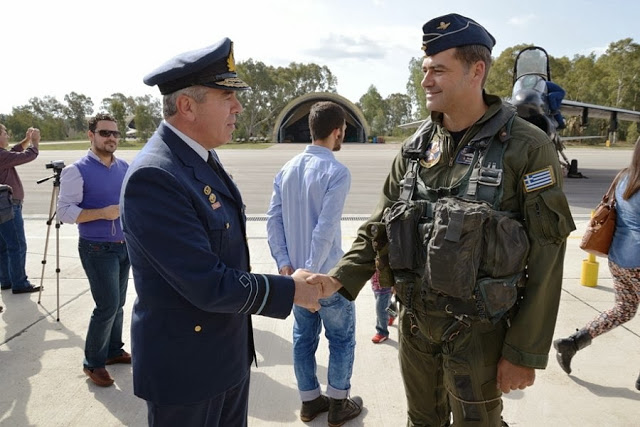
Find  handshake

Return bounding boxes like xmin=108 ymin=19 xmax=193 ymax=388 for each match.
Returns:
xmin=289 ymin=269 xmax=342 ymax=313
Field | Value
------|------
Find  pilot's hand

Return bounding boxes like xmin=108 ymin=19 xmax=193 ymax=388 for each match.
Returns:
xmin=279 ymin=265 xmax=294 ymax=276
xmin=307 ymin=273 xmax=342 ymax=298
xmin=292 ymin=269 xmax=320 ymax=312
xmin=496 ymin=357 xmax=535 ymax=393
xmin=102 ymin=204 xmax=120 ymax=220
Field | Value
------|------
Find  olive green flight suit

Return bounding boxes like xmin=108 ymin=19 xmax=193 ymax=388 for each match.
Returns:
xmin=330 ymin=94 xmax=575 ymax=426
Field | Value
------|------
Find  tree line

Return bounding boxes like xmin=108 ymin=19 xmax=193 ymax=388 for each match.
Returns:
xmin=1 ymin=38 xmax=638 ymax=143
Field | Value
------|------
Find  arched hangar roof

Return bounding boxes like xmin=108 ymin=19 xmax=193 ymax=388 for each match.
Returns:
xmin=272 ymin=92 xmax=370 ymax=143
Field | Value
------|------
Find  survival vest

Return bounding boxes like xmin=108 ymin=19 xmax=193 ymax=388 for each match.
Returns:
xmin=380 ymin=106 xmax=530 ymax=325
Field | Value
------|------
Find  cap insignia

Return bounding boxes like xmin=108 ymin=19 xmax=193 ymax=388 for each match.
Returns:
xmin=227 ymin=47 xmax=236 ymax=72
xmin=437 ymin=21 xmax=451 ymax=30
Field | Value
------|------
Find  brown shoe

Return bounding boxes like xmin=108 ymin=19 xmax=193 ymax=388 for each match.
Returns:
xmin=105 ymin=350 xmax=131 ymax=365
xmin=83 ymin=367 xmax=114 ymax=387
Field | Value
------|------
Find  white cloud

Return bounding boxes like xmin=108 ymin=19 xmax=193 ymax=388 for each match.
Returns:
xmin=508 ymin=14 xmax=537 ymax=27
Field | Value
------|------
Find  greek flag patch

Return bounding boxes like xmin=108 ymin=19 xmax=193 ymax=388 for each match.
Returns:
xmin=523 ymin=166 xmax=555 ymax=192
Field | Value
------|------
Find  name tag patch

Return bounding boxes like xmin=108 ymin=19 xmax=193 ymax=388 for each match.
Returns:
xmin=523 ymin=166 xmax=555 ymax=192
xmin=455 ymin=146 xmax=475 ymax=165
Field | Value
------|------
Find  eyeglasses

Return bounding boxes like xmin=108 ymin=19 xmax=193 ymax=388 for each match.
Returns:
xmin=95 ymin=130 xmax=121 ymax=138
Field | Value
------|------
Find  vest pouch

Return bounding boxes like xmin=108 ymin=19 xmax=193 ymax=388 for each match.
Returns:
xmin=425 ymin=198 xmax=485 ymax=299
xmin=383 ymin=200 xmax=428 ymax=270
xmin=480 ymin=214 xmax=529 ymax=278
xmin=475 ymin=274 xmax=522 ymax=323
xmin=0 ymin=185 xmax=14 ymax=224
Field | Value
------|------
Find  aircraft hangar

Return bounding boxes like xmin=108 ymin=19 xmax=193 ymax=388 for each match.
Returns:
xmin=272 ymin=92 xmax=370 ymax=143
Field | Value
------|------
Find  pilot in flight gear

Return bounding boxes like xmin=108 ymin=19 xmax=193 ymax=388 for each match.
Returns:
xmin=326 ymin=13 xmax=576 ymax=426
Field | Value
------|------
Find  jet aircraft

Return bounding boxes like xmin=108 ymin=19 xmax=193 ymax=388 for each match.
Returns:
xmin=400 ymin=46 xmax=640 ymax=178
xmin=510 ymin=46 xmax=640 ymax=177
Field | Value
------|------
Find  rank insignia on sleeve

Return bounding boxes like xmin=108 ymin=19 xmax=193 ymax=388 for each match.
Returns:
xmin=523 ymin=166 xmax=555 ymax=192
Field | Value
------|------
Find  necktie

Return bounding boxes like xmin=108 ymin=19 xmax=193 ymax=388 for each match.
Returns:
xmin=207 ymin=152 xmax=222 ymax=176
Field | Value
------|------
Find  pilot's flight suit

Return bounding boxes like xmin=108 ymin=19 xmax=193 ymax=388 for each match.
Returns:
xmin=330 ymin=93 xmax=575 ymax=426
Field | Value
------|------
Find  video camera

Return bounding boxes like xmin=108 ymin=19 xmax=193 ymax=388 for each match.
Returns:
xmin=45 ymin=160 xmax=66 ymax=172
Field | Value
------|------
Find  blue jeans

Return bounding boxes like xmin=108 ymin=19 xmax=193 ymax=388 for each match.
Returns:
xmin=292 ymin=292 xmax=356 ymax=401
xmin=78 ymin=238 xmax=130 ymax=368
xmin=375 ymin=291 xmax=392 ymax=337
xmin=0 ymin=204 xmax=31 ymax=290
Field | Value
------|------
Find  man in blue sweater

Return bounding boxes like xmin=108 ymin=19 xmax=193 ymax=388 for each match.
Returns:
xmin=57 ymin=113 xmax=130 ymax=387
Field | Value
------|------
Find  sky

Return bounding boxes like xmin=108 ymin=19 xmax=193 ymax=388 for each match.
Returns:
xmin=2 ymin=0 xmax=639 ymax=115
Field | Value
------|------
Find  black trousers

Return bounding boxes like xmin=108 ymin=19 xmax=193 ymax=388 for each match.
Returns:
xmin=147 ymin=371 xmax=250 ymax=427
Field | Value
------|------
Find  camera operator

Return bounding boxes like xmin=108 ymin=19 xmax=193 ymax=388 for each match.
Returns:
xmin=0 ymin=124 xmax=40 ymax=294
xmin=57 ymin=113 xmax=131 ymax=388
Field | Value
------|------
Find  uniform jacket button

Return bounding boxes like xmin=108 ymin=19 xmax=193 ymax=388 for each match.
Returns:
xmin=194 ymin=325 xmax=202 ymax=332
xmin=225 ymin=222 xmax=230 ymax=229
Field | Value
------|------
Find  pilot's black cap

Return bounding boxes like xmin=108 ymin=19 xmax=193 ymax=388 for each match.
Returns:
xmin=143 ymin=38 xmax=250 ymax=95
xmin=422 ymin=13 xmax=495 ymax=56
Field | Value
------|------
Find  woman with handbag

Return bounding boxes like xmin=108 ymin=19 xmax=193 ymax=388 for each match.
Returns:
xmin=554 ymin=141 xmax=640 ymax=391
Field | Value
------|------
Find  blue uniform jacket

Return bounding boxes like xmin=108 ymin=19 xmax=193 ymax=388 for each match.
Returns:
xmin=121 ymin=124 xmax=295 ymax=405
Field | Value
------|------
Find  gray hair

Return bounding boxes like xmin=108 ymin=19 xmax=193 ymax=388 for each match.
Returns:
xmin=163 ymin=86 xmax=209 ymax=118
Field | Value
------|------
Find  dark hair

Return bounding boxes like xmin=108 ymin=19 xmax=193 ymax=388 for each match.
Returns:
xmin=623 ymin=140 xmax=640 ymax=200
xmin=88 ymin=113 xmax=117 ymax=132
xmin=453 ymin=45 xmax=493 ymax=87
xmin=308 ymin=101 xmax=346 ymax=141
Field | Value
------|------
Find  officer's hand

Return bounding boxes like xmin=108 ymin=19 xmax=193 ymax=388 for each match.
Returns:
xmin=306 ymin=273 xmax=342 ymax=298
xmin=279 ymin=265 xmax=294 ymax=276
xmin=496 ymin=357 xmax=535 ymax=393
xmin=292 ymin=269 xmax=320 ymax=312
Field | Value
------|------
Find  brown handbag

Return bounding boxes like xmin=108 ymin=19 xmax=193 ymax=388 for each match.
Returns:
xmin=579 ymin=171 xmax=624 ymax=257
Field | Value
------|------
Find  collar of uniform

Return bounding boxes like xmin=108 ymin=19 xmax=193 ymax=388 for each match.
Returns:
xmin=163 ymin=120 xmax=209 ymax=162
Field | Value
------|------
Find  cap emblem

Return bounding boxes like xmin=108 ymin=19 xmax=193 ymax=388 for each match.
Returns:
xmin=437 ymin=21 xmax=451 ymax=30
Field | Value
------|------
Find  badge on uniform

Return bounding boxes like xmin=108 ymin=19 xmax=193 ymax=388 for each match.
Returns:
xmin=203 ymin=185 xmax=212 ymax=195
xmin=419 ymin=138 xmax=442 ymax=168
xmin=455 ymin=146 xmax=475 ymax=165
xmin=523 ymin=166 xmax=555 ymax=192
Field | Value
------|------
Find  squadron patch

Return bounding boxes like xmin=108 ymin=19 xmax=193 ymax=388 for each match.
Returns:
xmin=523 ymin=166 xmax=555 ymax=192
xmin=419 ymin=139 xmax=442 ymax=168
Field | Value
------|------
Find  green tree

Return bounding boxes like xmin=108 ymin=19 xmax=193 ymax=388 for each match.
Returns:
xmin=358 ymin=85 xmax=386 ymax=136
xmin=596 ymin=39 xmax=640 ymax=110
xmin=235 ymin=60 xmax=338 ymax=140
xmin=133 ymin=95 xmax=161 ymax=141
xmin=385 ymin=93 xmax=412 ymax=136
xmin=64 ymin=92 xmax=94 ymax=132
xmin=4 ymin=106 xmax=37 ymax=141
xmin=406 ymin=57 xmax=427 ymax=120
xmin=101 ymin=94 xmax=131 ymax=137
xmin=26 ymin=96 xmax=67 ymax=140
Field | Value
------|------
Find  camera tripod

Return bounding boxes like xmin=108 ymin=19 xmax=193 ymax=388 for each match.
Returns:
xmin=36 ymin=168 xmax=63 ymax=321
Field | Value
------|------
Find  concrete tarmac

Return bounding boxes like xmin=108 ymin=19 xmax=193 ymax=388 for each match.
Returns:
xmin=1 ymin=144 xmax=639 ymax=426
